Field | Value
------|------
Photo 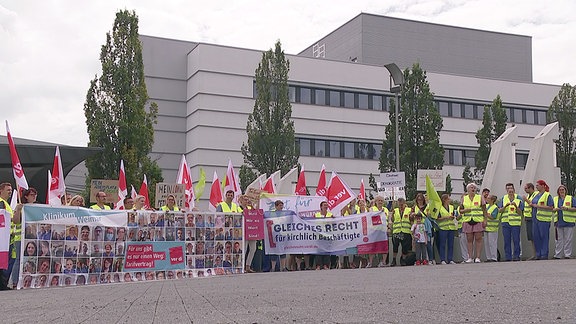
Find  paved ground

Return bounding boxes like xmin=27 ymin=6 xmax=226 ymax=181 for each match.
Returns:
xmin=3 ymin=259 xmax=576 ymax=323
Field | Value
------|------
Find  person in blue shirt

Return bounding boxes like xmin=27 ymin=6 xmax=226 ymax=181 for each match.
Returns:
xmin=553 ymin=185 xmax=576 ymax=259
xmin=530 ymin=180 xmax=555 ymax=260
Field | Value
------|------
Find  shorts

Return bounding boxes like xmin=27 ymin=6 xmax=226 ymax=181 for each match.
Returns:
xmin=525 ymin=219 xmax=533 ymax=241
xmin=392 ymin=233 xmax=412 ymax=254
xmin=462 ymin=222 xmax=484 ymax=233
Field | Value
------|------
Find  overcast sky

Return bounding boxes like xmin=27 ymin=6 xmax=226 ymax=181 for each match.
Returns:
xmin=1 ymin=0 xmax=574 ymax=147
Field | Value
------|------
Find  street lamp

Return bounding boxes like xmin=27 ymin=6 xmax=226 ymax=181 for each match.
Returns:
xmin=384 ymin=63 xmax=404 ymax=172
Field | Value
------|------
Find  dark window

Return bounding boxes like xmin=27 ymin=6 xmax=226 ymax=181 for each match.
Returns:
xmin=344 ymin=142 xmax=354 ymax=158
xmin=300 ymin=87 xmax=311 ymax=104
xmin=373 ymin=144 xmax=382 ymax=160
xmin=329 ymin=91 xmax=341 ymax=107
xmin=329 ymin=141 xmax=340 ymax=157
xmin=438 ymin=101 xmax=449 ymax=116
xmin=289 ymin=86 xmax=296 ymax=102
xmin=358 ymin=94 xmax=369 ymax=109
xmin=516 ymin=153 xmax=529 ymax=170
xmin=451 ymin=103 xmax=462 ymax=118
xmin=344 ymin=92 xmax=355 ymax=108
xmin=465 ymin=150 xmax=476 ymax=167
xmin=372 ymin=95 xmax=383 ymax=111
xmin=464 ymin=104 xmax=474 ymax=119
xmin=536 ymin=111 xmax=546 ymax=125
xmin=299 ymin=139 xmax=311 ymax=156
xmin=314 ymin=89 xmax=326 ymax=106
xmin=525 ymin=110 xmax=535 ymax=124
xmin=314 ymin=140 xmax=326 ymax=157
xmin=444 ymin=150 xmax=450 ymax=165
xmin=505 ymin=108 xmax=511 ymax=121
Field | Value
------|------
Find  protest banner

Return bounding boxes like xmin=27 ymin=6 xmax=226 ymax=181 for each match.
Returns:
xmin=0 ymin=209 xmax=10 ymax=269
xmin=90 ymin=179 xmax=119 ymax=203
xmin=17 ymin=205 xmax=244 ymax=289
xmin=416 ymin=169 xmax=445 ymax=191
xmin=154 ymin=183 xmax=185 ymax=209
xmin=245 ymin=187 xmax=262 ymax=208
xmin=244 ymin=209 xmax=264 ymax=240
xmin=259 ymin=194 xmax=326 ymax=219
xmin=263 ymin=211 xmax=388 ymax=254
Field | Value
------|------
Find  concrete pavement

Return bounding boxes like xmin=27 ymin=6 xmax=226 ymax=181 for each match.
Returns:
xmin=3 ymin=259 xmax=576 ymax=323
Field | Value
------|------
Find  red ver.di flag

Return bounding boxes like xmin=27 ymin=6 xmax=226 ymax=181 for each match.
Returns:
xmin=325 ymin=171 xmax=355 ymax=216
xmin=5 ymin=121 xmax=29 ymax=190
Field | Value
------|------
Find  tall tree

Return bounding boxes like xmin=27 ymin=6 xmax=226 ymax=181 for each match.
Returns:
xmin=474 ymin=95 xmax=507 ymax=179
xmin=84 ymin=10 xmax=163 ymax=201
xmin=379 ymin=63 xmax=444 ymax=199
xmin=547 ymin=84 xmax=576 ymax=193
xmin=241 ymin=41 xmax=298 ymax=177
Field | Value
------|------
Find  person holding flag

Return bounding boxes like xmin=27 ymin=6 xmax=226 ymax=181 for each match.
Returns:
xmin=1 ymin=183 xmax=22 ymax=290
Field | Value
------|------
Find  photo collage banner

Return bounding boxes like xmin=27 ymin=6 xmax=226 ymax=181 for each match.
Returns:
xmin=17 ymin=205 xmax=244 ymax=289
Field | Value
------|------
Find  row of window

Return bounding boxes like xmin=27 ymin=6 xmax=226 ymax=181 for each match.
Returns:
xmin=298 ymin=138 xmax=529 ymax=170
xmin=283 ymin=85 xmax=548 ymax=125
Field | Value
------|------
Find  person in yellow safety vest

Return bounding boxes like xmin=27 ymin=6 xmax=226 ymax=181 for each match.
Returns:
xmin=521 ymin=182 xmax=538 ymax=260
xmin=0 ymin=182 xmax=22 ymax=290
xmin=529 ymin=180 xmax=554 ymax=260
xmin=484 ymin=195 xmax=501 ymax=262
xmin=160 ymin=194 xmax=180 ymax=212
xmin=366 ymin=196 xmax=389 ymax=268
xmin=216 ymin=190 xmax=241 ymax=212
xmin=459 ymin=183 xmax=486 ymax=263
xmin=390 ymin=197 xmax=412 ymax=267
xmin=339 ymin=198 xmax=360 ymax=269
xmin=553 ymin=185 xmax=576 ymax=259
xmin=133 ymin=195 xmax=147 ymax=211
xmin=433 ymin=194 xmax=457 ymax=264
xmin=498 ymin=183 xmax=524 ymax=261
xmin=90 ymin=191 xmax=111 ymax=210
xmin=314 ymin=201 xmax=333 ymax=270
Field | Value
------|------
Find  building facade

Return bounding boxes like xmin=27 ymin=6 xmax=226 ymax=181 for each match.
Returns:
xmin=140 ymin=13 xmax=560 ymax=208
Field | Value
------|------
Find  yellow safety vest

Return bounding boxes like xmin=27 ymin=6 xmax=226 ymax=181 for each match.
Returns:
xmin=343 ymin=205 xmax=360 ymax=216
xmin=160 ymin=205 xmax=180 ymax=212
xmin=535 ymin=192 xmax=553 ymax=222
xmin=485 ymin=204 xmax=500 ymax=232
xmin=501 ymin=195 xmax=522 ymax=226
xmin=436 ymin=204 xmax=456 ymax=231
xmin=371 ymin=205 xmax=389 ymax=214
xmin=0 ymin=197 xmax=20 ymax=246
xmin=219 ymin=201 xmax=240 ymax=213
xmin=554 ymin=195 xmax=576 ymax=223
xmin=524 ymin=191 xmax=536 ymax=219
xmin=90 ymin=204 xmax=111 ymax=210
xmin=461 ymin=194 xmax=483 ymax=223
xmin=392 ymin=207 xmax=412 ymax=234
xmin=315 ymin=211 xmax=333 ymax=218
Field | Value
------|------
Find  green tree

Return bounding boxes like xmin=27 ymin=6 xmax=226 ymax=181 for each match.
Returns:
xmin=547 ymin=84 xmax=576 ymax=193
xmin=368 ymin=173 xmax=378 ymax=201
xmin=241 ymin=41 xmax=299 ymax=177
xmin=380 ymin=63 xmax=444 ymax=199
xmin=239 ymin=165 xmax=257 ymax=194
xmin=462 ymin=164 xmax=474 ymax=191
xmin=474 ymin=95 xmax=507 ymax=179
xmin=445 ymin=174 xmax=453 ymax=195
xmin=84 ymin=10 xmax=163 ymax=202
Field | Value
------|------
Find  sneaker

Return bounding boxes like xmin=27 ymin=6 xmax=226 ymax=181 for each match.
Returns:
xmin=415 ymin=260 xmax=421 ymax=266
xmin=365 ymin=262 xmax=371 ymax=268
xmin=390 ymin=259 xmax=396 ymax=267
xmin=474 ymin=258 xmax=481 ymax=263
xmin=441 ymin=261 xmax=447 ymax=265
xmin=465 ymin=258 xmax=473 ymax=263
xmin=449 ymin=261 xmax=456 ymax=264
xmin=378 ymin=262 xmax=387 ymax=267
xmin=422 ymin=260 xmax=428 ymax=265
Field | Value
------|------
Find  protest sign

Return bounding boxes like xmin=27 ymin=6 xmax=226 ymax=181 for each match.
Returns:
xmin=154 ymin=183 xmax=185 ymax=209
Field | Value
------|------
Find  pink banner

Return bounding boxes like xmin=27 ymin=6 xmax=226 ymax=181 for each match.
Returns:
xmin=244 ymin=209 xmax=264 ymax=240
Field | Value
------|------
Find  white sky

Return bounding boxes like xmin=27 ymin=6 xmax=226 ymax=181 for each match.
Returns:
xmin=1 ymin=0 xmax=574 ymax=146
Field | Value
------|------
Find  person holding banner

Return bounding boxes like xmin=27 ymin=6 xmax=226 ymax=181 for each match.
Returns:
xmin=367 ymin=196 xmax=389 ymax=267
xmin=1 ymin=182 xmax=23 ymax=290
xmin=69 ymin=195 xmax=85 ymax=207
xmin=314 ymin=201 xmax=333 ymax=270
xmin=239 ymin=195 xmax=257 ymax=273
xmin=91 ymin=192 xmax=111 ymax=210
xmin=340 ymin=198 xmax=360 ymax=269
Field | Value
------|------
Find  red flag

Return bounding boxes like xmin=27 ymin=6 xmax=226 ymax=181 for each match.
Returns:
xmin=176 ymin=155 xmax=195 ymax=210
xmin=224 ymin=159 xmax=240 ymax=202
xmin=5 ymin=121 xmax=28 ymax=190
xmin=315 ymin=164 xmax=326 ymax=197
xmin=48 ymin=146 xmax=66 ymax=206
xmin=358 ymin=178 xmax=366 ymax=201
xmin=130 ymin=185 xmax=137 ymax=200
xmin=326 ymin=171 xmax=356 ymax=216
xmin=209 ymin=171 xmax=223 ymax=212
xmin=295 ymin=165 xmax=307 ymax=195
xmin=138 ymin=174 xmax=150 ymax=209
xmin=261 ymin=175 xmax=276 ymax=194
xmin=115 ymin=160 xmax=128 ymax=210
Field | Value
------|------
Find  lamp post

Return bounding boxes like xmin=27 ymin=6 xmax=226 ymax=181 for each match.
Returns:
xmin=384 ymin=63 xmax=404 ymax=172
